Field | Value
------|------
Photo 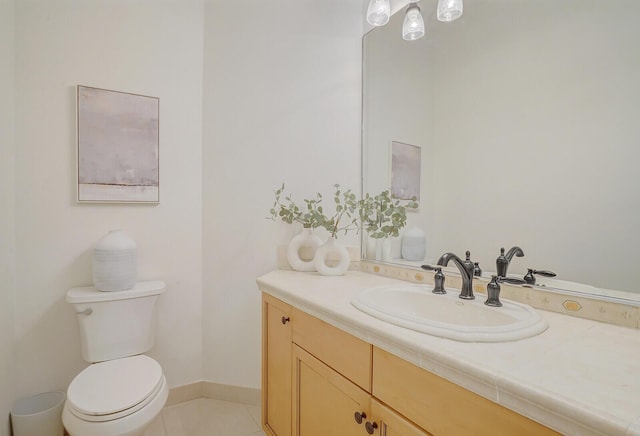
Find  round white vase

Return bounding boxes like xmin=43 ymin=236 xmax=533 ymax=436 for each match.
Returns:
xmin=313 ymin=237 xmax=350 ymax=276
xmin=286 ymin=228 xmax=323 ymax=272
xmin=374 ymin=238 xmax=392 ymax=261
xmin=92 ymin=230 xmax=137 ymax=292
xmin=401 ymin=227 xmax=426 ymax=261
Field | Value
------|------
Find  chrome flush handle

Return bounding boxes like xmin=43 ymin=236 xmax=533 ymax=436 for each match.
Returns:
xmin=76 ymin=308 xmax=93 ymax=316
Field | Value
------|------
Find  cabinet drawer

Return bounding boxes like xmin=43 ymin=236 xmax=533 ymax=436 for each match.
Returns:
xmin=292 ymin=308 xmax=371 ymax=392
xmin=372 ymin=347 xmax=559 ymax=436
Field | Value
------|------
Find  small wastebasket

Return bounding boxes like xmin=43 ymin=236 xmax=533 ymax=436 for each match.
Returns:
xmin=11 ymin=391 xmax=66 ymax=436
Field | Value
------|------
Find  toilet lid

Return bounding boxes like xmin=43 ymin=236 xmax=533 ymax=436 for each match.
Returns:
xmin=67 ymin=355 xmax=163 ymax=417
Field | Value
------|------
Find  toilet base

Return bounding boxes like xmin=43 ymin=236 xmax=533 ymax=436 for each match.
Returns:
xmin=63 ymin=375 xmax=168 ymax=436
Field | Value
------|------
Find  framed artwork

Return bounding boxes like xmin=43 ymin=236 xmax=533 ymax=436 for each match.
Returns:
xmin=390 ymin=141 xmax=421 ymax=203
xmin=77 ymin=85 xmax=159 ymax=203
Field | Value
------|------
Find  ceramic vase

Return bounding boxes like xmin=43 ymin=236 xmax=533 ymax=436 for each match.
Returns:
xmin=92 ymin=230 xmax=137 ymax=292
xmin=375 ymin=238 xmax=392 ymax=261
xmin=313 ymin=237 xmax=350 ymax=276
xmin=401 ymin=227 xmax=426 ymax=261
xmin=286 ymin=228 xmax=323 ymax=272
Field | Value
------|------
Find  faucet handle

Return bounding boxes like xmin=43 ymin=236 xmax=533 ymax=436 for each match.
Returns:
xmin=524 ymin=268 xmax=557 ymax=285
xmin=473 ymin=262 xmax=482 ymax=277
xmin=485 ymin=276 xmax=526 ymax=307
xmin=500 ymin=277 xmax=526 ymax=285
xmin=421 ymin=264 xmax=446 ymax=294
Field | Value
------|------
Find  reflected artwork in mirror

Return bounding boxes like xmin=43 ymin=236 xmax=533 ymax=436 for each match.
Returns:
xmin=362 ymin=0 xmax=640 ymax=302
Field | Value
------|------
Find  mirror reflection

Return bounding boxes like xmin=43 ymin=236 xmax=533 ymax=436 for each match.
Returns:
xmin=362 ymin=0 xmax=640 ymax=300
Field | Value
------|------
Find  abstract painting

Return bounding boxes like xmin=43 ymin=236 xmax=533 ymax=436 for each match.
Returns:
xmin=77 ymin=85 xmax=159 ymax=203
xmin=390 ymin=141 xmax=421 ymax=202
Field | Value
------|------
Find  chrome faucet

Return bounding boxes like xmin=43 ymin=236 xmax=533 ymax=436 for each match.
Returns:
xmin=496 ymin=246 xmax=524 ymax=277
xmin=437 ymin=251 xmax=475 ymax=300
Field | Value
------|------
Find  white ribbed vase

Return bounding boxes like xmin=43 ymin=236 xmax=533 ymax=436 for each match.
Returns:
xmin=313 ymin=237 xmax=350 ymax=276
xmin=92 ymin=230 xmax=137 ymax=292
xmin=287 ymin=228 xmax=323 ymax=272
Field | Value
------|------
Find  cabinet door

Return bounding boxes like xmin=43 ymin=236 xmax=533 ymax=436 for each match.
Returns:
xmin=292 ymin=345 xmax=370 ymax=436
xmin=262 ymin=294 xmax=293 ymax=436
xmin=370 ymin=399 xmax=431 ymax=436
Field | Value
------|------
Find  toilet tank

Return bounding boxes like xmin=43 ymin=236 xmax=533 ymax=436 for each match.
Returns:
xmin=67 ymin=281 xmax=166 ymax=363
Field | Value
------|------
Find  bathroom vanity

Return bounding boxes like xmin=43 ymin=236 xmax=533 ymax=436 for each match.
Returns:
xmin=258 ymin=270 xmax=640 ymax=436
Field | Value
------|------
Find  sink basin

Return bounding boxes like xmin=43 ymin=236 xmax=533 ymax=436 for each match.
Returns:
xmin=351 ymin=284 xmax=548 ymax=342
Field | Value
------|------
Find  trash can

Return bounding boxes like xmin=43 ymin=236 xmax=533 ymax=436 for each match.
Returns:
xmin=10 ymin=391 xmax=66 ymax=436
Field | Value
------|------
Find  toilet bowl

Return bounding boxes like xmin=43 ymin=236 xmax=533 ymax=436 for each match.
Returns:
xmin=64 ymin=281 xmax=167 ymax=436
xmin=62 ymin=356 xmax=168 ymax=436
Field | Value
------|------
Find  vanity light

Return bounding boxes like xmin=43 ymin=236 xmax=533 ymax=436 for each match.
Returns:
xmin=372 ymin=0 xmax=463 ymax=42
xmin=367 ymin=0 xmax=391 ymax=26
xmin=402 ymin=1 xmax=425 ymax=41
xmin=437 ymin=0 xmax=463 ymax=22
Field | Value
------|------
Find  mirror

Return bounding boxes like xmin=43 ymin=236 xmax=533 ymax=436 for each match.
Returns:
xmin=362 ymin=0 xmax=640 ymax=301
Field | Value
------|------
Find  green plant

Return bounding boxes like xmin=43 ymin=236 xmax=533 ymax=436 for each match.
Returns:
xmin=269 ymin=183 xmax=360 ymax=238
xmin=269 ymin=183 xmax=324 ymax=229
xmin=359 ymin=190 xmax=418 ymax=239
xmin=318 ymin=184 xmax=359 ymax=238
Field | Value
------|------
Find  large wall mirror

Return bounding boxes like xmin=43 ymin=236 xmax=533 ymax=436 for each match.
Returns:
xmin=362 ymin=0 xmax=640 ymax=301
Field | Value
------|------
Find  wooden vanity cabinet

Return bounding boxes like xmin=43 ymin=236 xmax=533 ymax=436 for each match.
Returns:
xmin=292 ymin=345 xmax=370 ymax=436
xmin=262 ymin=294 xmax=292 ymax=436
xmin=261 ymin=293 xmax=556 ymax=436
xmin=372 ymin=347 xmax=559 ymax=436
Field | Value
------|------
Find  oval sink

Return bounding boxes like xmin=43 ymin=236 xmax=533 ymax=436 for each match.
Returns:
xmin=351 ymin=284 xmax=548 ymax=342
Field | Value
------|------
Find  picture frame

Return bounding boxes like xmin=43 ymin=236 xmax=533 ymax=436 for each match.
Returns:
xmin=76 ymin=85 xmax=160 ymax=203
xmin=390 ymin=141 xmax=421 ymax=204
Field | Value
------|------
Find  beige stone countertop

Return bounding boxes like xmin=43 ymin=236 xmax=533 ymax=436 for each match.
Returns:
xmin=257 ymin=270 xmax=640 ymax=436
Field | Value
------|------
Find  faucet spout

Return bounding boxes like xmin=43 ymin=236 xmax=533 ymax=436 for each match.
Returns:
xmin=496 ymin=246 xmax=525 ymax=277
xmin=505 ymin=246 xmax=524 ymax=263
xmin=437 ymin=252 xmax=475 ymax=300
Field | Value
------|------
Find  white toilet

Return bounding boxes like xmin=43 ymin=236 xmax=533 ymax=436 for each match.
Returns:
xmin=63 ymin=281 xmax=168 ymax=436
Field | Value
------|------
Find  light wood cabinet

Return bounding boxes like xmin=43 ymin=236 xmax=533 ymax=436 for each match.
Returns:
xmin=372 ymin=347 xmax=559 ymax=436
xmin=292 ymin=345 xmax=370 ymax=436
xmin=370 ymin=399 xmax=430 ymax=436
xmin=261 ymin=293 xmax=557 ymax=436
xmin=262 ymin=294 xmax=292 ymax=436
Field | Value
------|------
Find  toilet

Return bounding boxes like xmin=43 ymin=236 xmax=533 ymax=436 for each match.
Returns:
xmin=62 ymin=281 xmax=168 ymax=436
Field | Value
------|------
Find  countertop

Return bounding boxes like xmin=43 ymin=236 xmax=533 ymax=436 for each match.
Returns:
xmin=257 ymin=270 xmax=640 ymax=436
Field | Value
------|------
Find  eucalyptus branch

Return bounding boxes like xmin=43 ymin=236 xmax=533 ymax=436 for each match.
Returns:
xmin=359 ymin=190 xmax=418 ymax=239
xmin=268 ymin=183 xmax=324 ymax=229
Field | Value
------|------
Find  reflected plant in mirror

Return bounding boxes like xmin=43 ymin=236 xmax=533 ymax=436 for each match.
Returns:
xmin=362 ymin=0 xmax=640 ymax=302
xmin=359 ymin=190 xmax=418 ymax=239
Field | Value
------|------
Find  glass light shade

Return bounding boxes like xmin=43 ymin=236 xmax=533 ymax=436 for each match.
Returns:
xmin=437 ymin=0 xmax=463 ymax=22
xmin=402 ymin=4 xmax=425 ymax=41
xmin=367 ymin=0 xmax=391 ymax=27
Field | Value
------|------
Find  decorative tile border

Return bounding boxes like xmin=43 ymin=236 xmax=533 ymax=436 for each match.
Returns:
xmin=361 ymin=261 xmax=640 ymax=329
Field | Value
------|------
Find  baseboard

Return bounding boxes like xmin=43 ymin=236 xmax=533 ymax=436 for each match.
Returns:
xmin=203 ymin=381 xmax=261 ymax=406
xmin=166 ymin=381 xmax=203 ymax=407
xmin=166 ymin=381 xmax=261 ymax=407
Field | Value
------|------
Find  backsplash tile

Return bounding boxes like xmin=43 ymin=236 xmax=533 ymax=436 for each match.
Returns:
xmin=361 ymin=261 xmax=640 ymax=329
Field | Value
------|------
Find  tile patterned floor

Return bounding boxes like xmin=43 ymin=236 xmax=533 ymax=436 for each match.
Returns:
xmin=143 ymin=398 xmax=265 ymax=436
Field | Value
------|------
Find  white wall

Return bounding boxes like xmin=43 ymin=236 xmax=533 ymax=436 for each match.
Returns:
xmin=13 ymin=0 xmax=204 ymax=400
xmin=202 ymin=0 xmax=363 ymax=389
xmin=4 ymin=0 xmax=363 ymax=411
xmin=0 ymin=1 xmax=16 ymax=433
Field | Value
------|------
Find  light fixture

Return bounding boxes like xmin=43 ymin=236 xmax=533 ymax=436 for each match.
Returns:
xmin=372 ymin=0 xmax=463 ymax=42
xmin=402 ymin=1 xmax=425 ymax=41
xmin=437 ymin=0 xmax=463 ymax=22
xmin=367 ymin=0 xmax=391 ymax=27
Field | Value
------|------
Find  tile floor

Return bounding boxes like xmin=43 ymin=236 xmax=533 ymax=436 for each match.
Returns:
xmin=143 ymin=398 xmax=265 ymax=436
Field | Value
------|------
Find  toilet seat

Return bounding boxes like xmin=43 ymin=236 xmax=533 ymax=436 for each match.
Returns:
xmin=67 ymin=355 xmax=163 ymax=422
